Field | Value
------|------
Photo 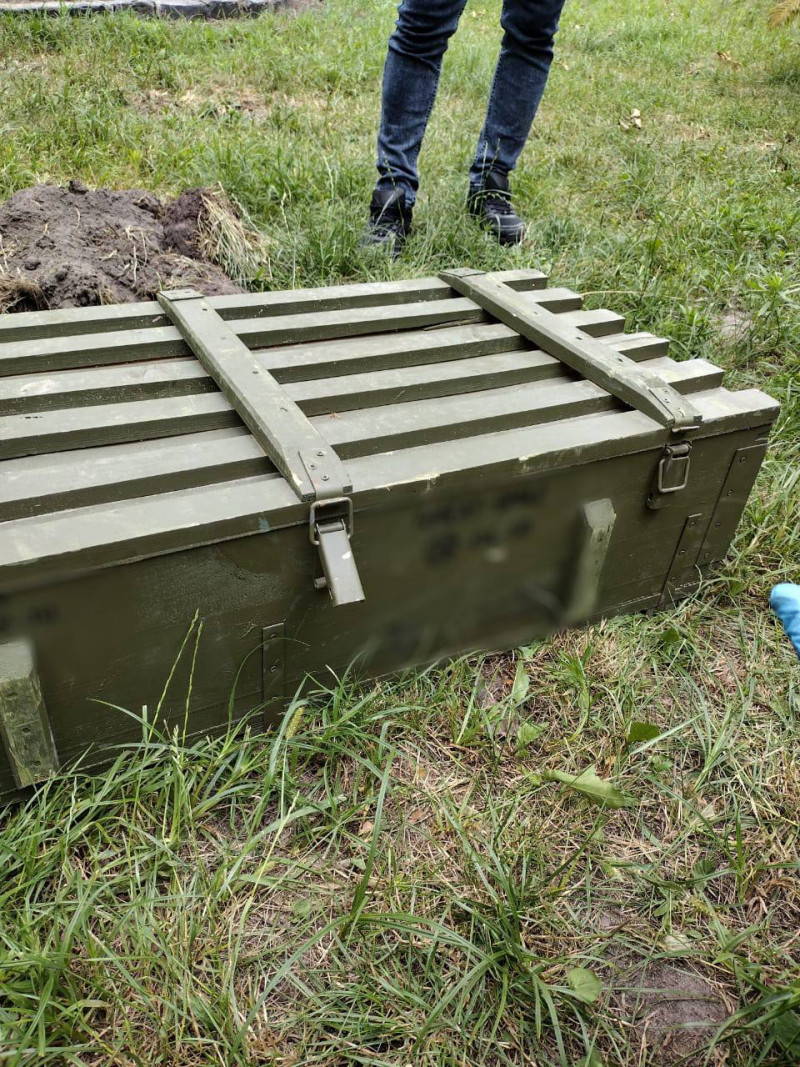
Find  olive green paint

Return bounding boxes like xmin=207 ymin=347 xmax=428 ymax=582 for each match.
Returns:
xmin=0 ymin=269 xmax=780 ymax=801
xmin=441 ymin=269 xmax=700 ymax=433
xmin=564 ymin=498 xmax=617 ymax=624
xmin=0 ymin=269 xmax=549 ymax=346
xmin=158 ymin=288 xmax=352 ymax=502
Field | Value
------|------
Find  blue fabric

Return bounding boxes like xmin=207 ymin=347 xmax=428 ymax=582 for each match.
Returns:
xmin=376 ymin=0 xmax=567 ymax=204
xmin=771 ymin=583 xmax=800 ymax=659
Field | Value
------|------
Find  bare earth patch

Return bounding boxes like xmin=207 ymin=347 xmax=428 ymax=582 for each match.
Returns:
xmin=718 ymin=307 xmax=754 ymax=343
xmin=133 ymin=85 xmax=331 ymax=122
xmin=135 ymin=85 xmax=273 ymax=121
xmin=0 ymin=183 xmax=271 ymax=311
xmin=616 ymin=961 xmax=730 ymax=1063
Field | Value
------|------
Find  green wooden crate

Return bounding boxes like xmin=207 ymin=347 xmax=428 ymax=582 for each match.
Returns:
xmin=0 ymin=268 xmax=778 ymax=800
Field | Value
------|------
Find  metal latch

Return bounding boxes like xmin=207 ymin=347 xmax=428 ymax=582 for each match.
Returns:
xmin=648 ymin=440 xmax=692 ymax=509
xmin=309 ymin=497 xmax=365 ymax=607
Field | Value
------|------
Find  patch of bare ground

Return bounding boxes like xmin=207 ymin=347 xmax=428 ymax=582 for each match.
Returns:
xmin=718 ymin=306 xmax=754 ymax=343
xmin=590 ymin=911 xmax=731 ymax=1062
xmin=0 ymin=181 xmax=270 ymax=310
xmin=133 ymin=85 xmax=333 ymax=121
xmin=617 ymin=959 xmax=730 ymax=1064
xmin=658 ymin=112 xmax=713 ymax=143
xmin=135 ymin=85 xmax=273 ymax=121
xmin=0 ymin=53 xmax=55 ymax=74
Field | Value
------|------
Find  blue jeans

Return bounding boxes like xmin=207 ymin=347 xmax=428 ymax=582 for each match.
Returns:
xmin=376 ymin=0 xmax=567 ymax=205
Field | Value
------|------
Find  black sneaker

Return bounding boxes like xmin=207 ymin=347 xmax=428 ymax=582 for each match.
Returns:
xmin=361 ymin=187 xmax=412 ymax=256
xmin=467 ymin=171 xmax=526 ymax=245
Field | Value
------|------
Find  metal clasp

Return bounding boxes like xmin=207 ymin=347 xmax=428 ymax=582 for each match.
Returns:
xmin=309 ymin=497 xmax=364 ymax=606
xmin=657 ymin=441 xmax=692 ymax=494
xmin=309 ymin=496 xmax=354 ymax=545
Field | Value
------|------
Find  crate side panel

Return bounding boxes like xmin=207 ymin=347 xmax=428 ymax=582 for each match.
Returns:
xmin=0 ymin=385 xmax=779 ymax=593
xmin=0 ymin=422 xmax=770 ymax=800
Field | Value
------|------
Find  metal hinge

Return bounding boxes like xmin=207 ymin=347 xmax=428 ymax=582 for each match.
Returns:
xmin=309 ymin=498 xmax=365 ymax=607
xmin=647 ymin=440 xmax=693 ymax=509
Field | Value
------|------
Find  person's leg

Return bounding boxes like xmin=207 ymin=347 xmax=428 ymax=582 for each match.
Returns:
xmin=376 ymin=0 xmax=469 ymax=206
xmin=470 ymin=0 xmax=566 ymax=186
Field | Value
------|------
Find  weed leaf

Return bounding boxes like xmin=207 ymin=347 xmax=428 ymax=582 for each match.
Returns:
xmin=626 ymin=721 xmax=661 ymax=744
xmin=771 ymin=1009 xmax=800 ymax=1052
xmin=543 ymin=766 xmax=630 ymax=808
xmin=517 ymin=722 xmax=546 ymax=750
xmin=510 ymin=661 xmax=530 ymax=707
xmin=574 ymin=1052 xmax=606 ymax=1067
xmin=567 ymin=967 xmax=603 ymax=1004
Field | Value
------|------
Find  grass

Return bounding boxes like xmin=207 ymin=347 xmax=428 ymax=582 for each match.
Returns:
xmin=0 ymin=0 xmax=799 ymax=1063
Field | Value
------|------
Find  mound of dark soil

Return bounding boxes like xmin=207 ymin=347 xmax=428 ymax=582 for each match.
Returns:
xmin=0 ymin=182 xmax=244 ymax=312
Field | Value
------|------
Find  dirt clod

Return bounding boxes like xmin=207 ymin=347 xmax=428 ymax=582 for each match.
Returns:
xmin=0 ymin=183 xmax=248 ymax=312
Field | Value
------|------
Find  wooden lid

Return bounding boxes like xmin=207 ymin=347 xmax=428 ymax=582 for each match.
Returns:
xmin=0 ymin=269 xmax=778 ymax=590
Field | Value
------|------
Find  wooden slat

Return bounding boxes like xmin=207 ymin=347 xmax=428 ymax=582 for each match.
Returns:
xmin=0 ymin=288 xmax=581 ymax=378
xmin=0 ymin=393 xmax=237 ymax=460
xmin=226 ymin=332 xmax=682 ymax=416
xmin=0 ymin=389 xmax=779 ymax=592
xmin=0 ymin=309 xmax=631 ymax=418
xmin=597 ymin=332 xmax=670 ymax=360
xmin=257 ymin=304 xmax=593 ymax=382
xmin=634 ymin=356 xmax=723 ymax=390
xmin=0 ymin=429 xmax=270 ymax=522
xmin=0 ymin=269 xmax=548 ymax=345
xmin=2 ymin=324 xmax=188 ymax=376
xmin=442 ymin=269 xmax=700 ymax=433
xmin=313 ymin=360 xmax=725 ymax=459
xmin=2 ymin=301 xmax=484 ymax=378
xmin=2 ymin=331 xmax=628 ymax=420
xmin=323 ymin=378 xmax=614 ymax=458
xmin=0 ymin=355 xmax=723 ymax=466
xmin=0 ymin=299 xmax=471 ymax=377
xmin=0 ymin=324 xmax=517 ymax=414
xmin=0 ymin=349 xmax=700 ymax=520
xmin=0 ymin=358 xmax=210 ymax=416
xmin=288 ymin=350 xmax=560 ymax=415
